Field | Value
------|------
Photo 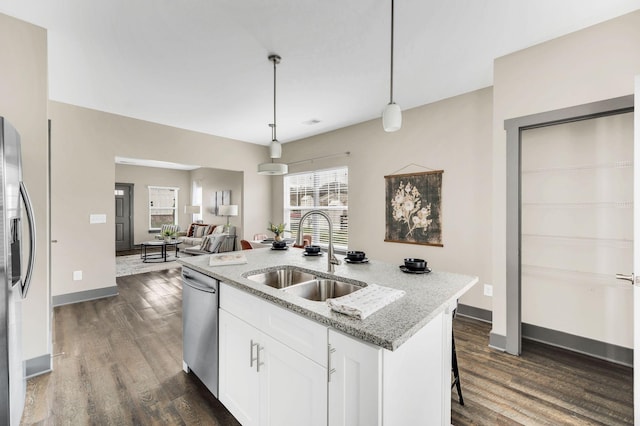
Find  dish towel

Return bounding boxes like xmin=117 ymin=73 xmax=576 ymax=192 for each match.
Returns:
xmin=327 ymin=284 xmax=405 ymax=320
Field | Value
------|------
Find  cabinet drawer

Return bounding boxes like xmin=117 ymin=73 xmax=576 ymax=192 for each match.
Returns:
xmin=220 ymin=282 xmax=328 ymax=367
xmin=220 ymin=282 xmax=262 ymax=328
xmin=261 ymin=302 xmax=327 ymax=367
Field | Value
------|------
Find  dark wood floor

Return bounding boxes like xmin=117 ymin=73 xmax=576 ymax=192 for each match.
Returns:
xmin=21 ymin=268 xmax=239 ymax=426
xmin=116 ymin=248 xmax=142 ymax=256
xmin=451 ymin=316 xmax=633 ymax=425
xmin=21 ymin=267 xmax=633 ymax=425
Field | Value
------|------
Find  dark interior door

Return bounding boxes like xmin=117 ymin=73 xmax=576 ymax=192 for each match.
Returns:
xmin=115 ymin=183 xmax=133 ymax=251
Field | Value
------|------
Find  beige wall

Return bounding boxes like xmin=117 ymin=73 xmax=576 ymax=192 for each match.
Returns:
xmin=115 ymin=164 xmax=191 ymax=244
xmin=114 ymin=165 xmax=244 ymax=244
xmin=189 ymin=168 xmax=243 ymax=232
xmin=50 ymin=101 xmax=271 ymax=298
xmin=278 ymin=87 xmax=494 ymax=311
xmin=491 ymin=10 xmax=640 ymax=338
xmin=0 ymin=14 xmax=50 ymax=360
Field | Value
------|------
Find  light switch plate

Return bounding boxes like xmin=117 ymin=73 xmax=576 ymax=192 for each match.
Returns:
xmin=483 ymin=284 xmax=493 ymax=297
xmin=90 ymin=214 xmax=107 ymax=224
xmin=73 ymin=271 xmax=82 ymax=281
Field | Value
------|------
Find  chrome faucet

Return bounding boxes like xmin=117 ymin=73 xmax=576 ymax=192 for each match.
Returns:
xmin=296 ymin=210 xmax=341 ymax=273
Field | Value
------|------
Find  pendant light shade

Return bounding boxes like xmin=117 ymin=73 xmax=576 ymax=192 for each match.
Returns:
xmin=383 ymin=0 xmax=402 ymax=132
xmin=257 ymin=162 xmax=288 ymax=175
xmin=383 ymin=102 xmax=402 ymax=132
xmin=269 ymin=140 xmax=282 ymax=158
xmin=258 ymin=54 xmax=288 ymax=175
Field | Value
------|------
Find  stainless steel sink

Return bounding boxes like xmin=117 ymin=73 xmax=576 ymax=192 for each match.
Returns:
xmin=283 ymin=279 xmax=364 ymax=302
xmin=244 ymin=267 xmax=316 ymax=289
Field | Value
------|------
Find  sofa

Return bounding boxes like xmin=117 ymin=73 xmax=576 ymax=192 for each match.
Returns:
xmin=177 ymin=223 xmax=237 ymax=255
xmin=177 ymin=223 xmax=217 ymax=246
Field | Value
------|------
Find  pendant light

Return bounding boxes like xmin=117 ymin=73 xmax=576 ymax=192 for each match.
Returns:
xmin=382 ymin=0 xmax=402 ymax=132
xmin=258 ymin=54 xmax=289 ymax=175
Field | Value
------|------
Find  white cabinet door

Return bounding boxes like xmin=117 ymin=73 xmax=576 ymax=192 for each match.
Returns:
xmin=328 ymin=329 xmax=382 ymax=426
xmin=219 ymin=309 xmax=260 ymax=426
xmin=220 ymin=308 xmax=327 ymax=426
xmin=259 ymin=333 xmax=327 ymax=426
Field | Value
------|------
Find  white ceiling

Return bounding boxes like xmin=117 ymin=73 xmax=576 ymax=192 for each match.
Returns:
xmin=1 ymin=1 xmax=639 ymax=146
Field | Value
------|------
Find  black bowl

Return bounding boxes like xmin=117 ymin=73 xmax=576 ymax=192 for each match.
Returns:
xmin=272 ymin=240 xmax=287 ymax=249
xmin=346 ymin=251 xmax=366 ymax=261
xmin=404 ymin=258 xmax=427 ymax=271
xmin=305 ymin=245 xmax=321 ymax=254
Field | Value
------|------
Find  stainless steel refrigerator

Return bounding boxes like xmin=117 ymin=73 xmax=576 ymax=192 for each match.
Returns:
xmin=0 ymin=117 xmax=36 ymax=425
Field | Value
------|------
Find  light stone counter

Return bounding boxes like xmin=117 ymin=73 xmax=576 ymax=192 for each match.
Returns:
xmin=178 ymin=247 xmax=478 ymax=351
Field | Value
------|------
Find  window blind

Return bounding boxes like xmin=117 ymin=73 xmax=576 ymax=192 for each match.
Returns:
xmin=148 ymin=186 xmax=179 ymax=229
xmin=284 ymin=167 xmax=348 ymax=249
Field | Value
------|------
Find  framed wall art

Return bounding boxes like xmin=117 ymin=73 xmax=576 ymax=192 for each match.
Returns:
xmin=384 ymin=170 xmax=443 ymax=247
xmin=213 ymin=189 xmax=231 ymax=215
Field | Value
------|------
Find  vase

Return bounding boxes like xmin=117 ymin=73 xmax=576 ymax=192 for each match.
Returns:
xmin=274 ymin=234 xmax=282 ymax=242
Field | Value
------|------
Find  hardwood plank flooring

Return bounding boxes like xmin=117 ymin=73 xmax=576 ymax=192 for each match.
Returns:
xmin=21 ymin=267 xmax=633 ymax=425
xmin=21 ymin=268 xmax=239 ymax=426
xmin=451 ymin=315 xmax=633 ymax=425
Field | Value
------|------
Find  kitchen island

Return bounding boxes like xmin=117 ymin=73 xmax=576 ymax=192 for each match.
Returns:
xmin=178 ymin=248 xmax=477 ymax=425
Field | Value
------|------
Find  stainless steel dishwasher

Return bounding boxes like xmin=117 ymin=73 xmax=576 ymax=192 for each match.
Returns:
xmin=182 ymin=266 xmax=219 ymax=397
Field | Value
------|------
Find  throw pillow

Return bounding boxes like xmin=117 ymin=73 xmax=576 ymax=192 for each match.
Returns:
xmin=203 ymin=234 xmax=226 ymax=253
xmin=193 ymin=225 xmax=208 ymax=238
xmin=200 ymin=235 xmax=212 ymax=251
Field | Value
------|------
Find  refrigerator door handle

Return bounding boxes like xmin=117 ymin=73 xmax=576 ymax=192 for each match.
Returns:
xmin=20 ymin=181 xmax=36 ymax=298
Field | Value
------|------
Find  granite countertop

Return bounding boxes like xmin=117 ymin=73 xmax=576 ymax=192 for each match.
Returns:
xmin=178 ymin=248 xmax=478 ymax=351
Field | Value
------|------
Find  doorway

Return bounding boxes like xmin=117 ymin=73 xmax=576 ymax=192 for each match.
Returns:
xmin=115 ymin=183 xmax=134 ymax=251
xmin=520 ymin=112 xmax=633 ymax=362
xmin=504 ymin=95 xmax=634 ymax=357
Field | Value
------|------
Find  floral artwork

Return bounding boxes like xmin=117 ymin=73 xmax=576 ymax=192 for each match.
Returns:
xmin=384 ymin=170 xmax=443 ymax=246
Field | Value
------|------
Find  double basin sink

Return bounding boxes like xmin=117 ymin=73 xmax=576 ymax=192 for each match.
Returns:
xmin=243 ymin=266 xmax=365 ymax=302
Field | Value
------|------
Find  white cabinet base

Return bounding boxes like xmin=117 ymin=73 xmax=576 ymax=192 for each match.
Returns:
xmin=383 ymin=308 xmax=453 ymax=425
xmin=219 ymin=282 xmax=456 ymax=426
xmin=329 ymin=305 xmax=454 ymax=426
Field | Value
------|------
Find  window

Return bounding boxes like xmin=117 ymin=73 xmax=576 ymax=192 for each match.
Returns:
xmin=284 ymin=167 xmax=348 ymax=249
xmin=192 ymin=180 xmax=203 ymax=222
xmin=148 ymin=186 xmax=179 ymax=230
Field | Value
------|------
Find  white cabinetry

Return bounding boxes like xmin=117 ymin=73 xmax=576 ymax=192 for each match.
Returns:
xmin=328 ymin=302 xmax=455 ymax=426
xmin=219 ymin=309 xmax=260 ymax=425
xmin=219 ymin=283 xmax=327 ymax=426
xmin=328 ymin=329 xmax=382 ymax=426
xmin=219 ymin=282 xmax=456 ymax=426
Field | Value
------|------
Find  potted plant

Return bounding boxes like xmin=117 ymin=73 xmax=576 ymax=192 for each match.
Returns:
xmin=162 ymin=228 xmax=175 ymax=241
xmin=268 ymin=222 xmax=286 ymax=241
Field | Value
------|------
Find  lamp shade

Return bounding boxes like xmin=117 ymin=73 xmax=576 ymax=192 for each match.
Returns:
xmin=257 ymin=162 xmax=288 ymax=175
xmin=218 ymin=204 xmax=238 ymax=217
xmin=270 ymin=140 xmax=282 ymax=158
xmin=184 ymin=205 xmax=201 ymax=214
xmin=383 ymin=102 xmax=402 ymax=132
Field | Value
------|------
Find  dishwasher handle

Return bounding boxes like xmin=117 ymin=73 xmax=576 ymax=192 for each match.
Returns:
xmin=182 ymin=271 xmax=217 ymax=294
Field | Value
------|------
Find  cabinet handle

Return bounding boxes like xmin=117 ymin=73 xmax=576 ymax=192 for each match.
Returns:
xmin=250 ymin=340 xmax=259 ymax=368
xmin=256 ymin=344 xmax=264 ymax=373
xmin=327 ymin=344 xmax=336 ymax=382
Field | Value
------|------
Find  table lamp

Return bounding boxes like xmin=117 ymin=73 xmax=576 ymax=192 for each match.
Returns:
xmin=218 ymin=204 xmax=238 ymax=228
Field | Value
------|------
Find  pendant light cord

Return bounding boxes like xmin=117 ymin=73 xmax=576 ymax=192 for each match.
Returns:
xmin=272 ymin=56 xmax=278 ymax=142
xmin=389 ymin=0 xmax=395 ymax=104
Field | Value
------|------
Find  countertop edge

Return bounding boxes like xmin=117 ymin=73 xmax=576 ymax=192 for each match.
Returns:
xmin=177 ymin=254 xmax=478 ymax=351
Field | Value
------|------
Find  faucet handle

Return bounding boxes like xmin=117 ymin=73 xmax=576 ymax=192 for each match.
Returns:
xmin=330 ymin=255 xmax=342 ymax=265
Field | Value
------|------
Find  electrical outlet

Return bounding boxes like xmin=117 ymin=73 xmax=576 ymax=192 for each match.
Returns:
xmin=73 ymin=270 xmax=82 ymax=281
xmin=483 ymin=284 xmax=493 ymax=297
